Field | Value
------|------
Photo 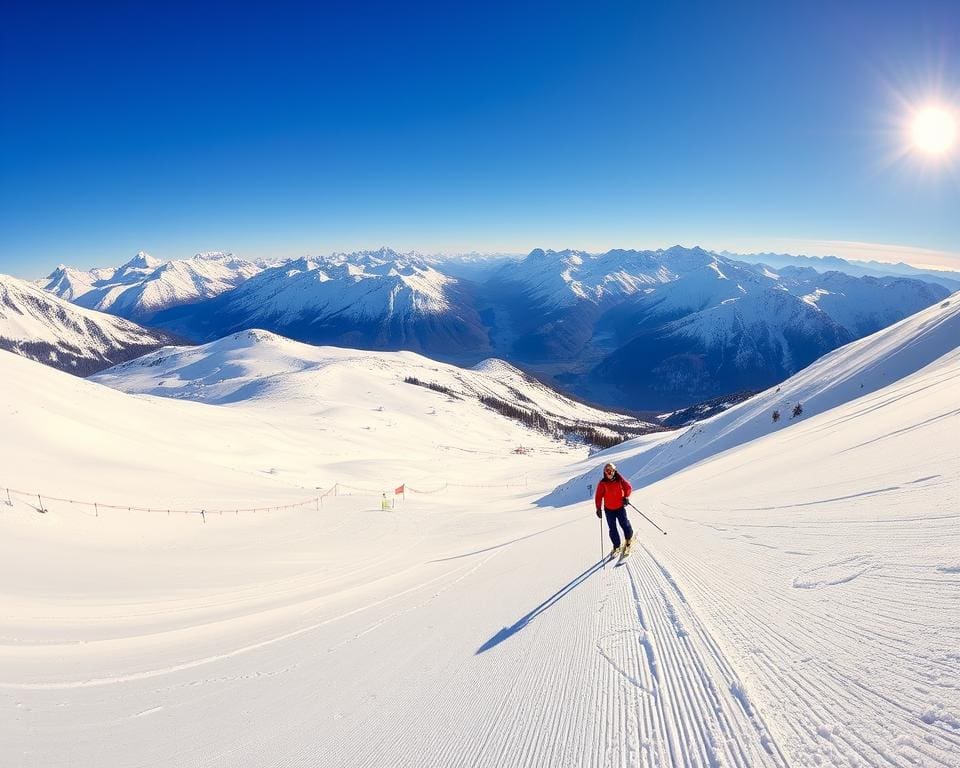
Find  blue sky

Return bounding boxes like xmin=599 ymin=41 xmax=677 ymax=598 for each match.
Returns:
xmin=1 ymin=1 xmax=958 ymax=278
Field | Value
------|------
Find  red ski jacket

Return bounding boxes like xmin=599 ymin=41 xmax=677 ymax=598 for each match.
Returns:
xmin=595 ymin=473 xmax=632 ymax=511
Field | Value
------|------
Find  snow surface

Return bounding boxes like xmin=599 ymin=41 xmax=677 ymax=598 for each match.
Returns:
xmin=2 ymin=295 xmax=958 ymax=767
xmin=90 ymin=330 xmax=654 ymax=435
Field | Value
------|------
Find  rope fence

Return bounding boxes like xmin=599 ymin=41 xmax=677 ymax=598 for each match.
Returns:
xmin=1 ymin=484 xmax=325 ymax=521
xmin=1 ymin=475 xmax=530 ymax=521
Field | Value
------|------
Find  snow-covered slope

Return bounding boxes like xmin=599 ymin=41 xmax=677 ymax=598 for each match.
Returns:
xmin=1 ymin=294 xmax=957 ymax=767
xmin=0 ymin=273 xmax=177 ymax=375
xmin=93 ymin=329 xmax=659 ymax=442
xmin=543 ymin=294 xmax=960 ymax=767
xmin=44 ymin=251 xmax=265 ymax=322
xmin=0 ymin=335 xmax=585 ymax=507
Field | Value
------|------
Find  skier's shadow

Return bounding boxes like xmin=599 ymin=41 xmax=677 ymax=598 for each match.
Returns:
xmin=475 ymin=558 xmax=606 ymax=654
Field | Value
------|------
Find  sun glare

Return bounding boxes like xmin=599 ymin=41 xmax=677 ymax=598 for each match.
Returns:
xmin=911 ymin=107 xmax=957 ymax=154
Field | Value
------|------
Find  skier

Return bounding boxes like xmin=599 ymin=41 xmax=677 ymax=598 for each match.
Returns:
xmin=595 ymin=462 xmax=634 ymax=559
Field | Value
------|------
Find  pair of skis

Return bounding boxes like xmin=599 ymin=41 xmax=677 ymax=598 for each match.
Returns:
xmin=608 ymin=545 xmax=631 ymax=565
xmin=599 ymin=502 xmax=666 ymax=566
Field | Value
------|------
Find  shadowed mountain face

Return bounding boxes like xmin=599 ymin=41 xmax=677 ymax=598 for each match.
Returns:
xmin=1 ymin=274 xmax=179 ymax=376
xmin=588 ymin=288 xmax=854 ymax=409
xmin=45 ymin=247 xmax=950 ymax=410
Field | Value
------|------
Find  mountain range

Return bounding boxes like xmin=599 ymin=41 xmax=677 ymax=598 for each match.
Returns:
xmin=720 ymin=250 xmax=960 ymax=291
xmin=0 ymin=273 xmax=177 ymax=375
xmin=43 ymin=251 xmax=267 ymax=323
xmin=41 ymin=247 xmax=949 ymax=410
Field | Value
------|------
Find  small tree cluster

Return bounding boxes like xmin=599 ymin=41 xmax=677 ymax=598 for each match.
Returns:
xmin=403 ymin=376 xmax=460 ymax=398
xmin=566 ymin=426 xmax=625 ymax=449
xmin=479 ymin=395 xmax=551 ymax=432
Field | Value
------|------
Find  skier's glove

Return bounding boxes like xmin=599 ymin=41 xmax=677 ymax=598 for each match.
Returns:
xmin=595 ymin=509 xmax=602 ymax=518
xmin=623 ymin=497 xmax=630 ymax=507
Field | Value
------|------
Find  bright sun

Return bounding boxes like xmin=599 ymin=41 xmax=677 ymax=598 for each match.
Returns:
xmin=911 ymin=107 xmax=957 ymax=154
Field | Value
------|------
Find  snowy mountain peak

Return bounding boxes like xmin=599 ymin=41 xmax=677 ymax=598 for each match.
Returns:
xmin=191 ymin=251 xmax=234 ymax=261
xmin=659 ymin=244 xmax=717 ymax=270
xmin=210 ymin=328 xmax=288 ymax=352
xmin=122 ymin=251 xmax=164 ymax=271
xmin=328 ymin=247 xmax=427 ymax=268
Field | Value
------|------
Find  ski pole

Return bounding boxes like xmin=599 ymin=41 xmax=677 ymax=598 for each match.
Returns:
xmin=626 ymin=500 xmax=667 ymax=536
xmin=599 ymin=512 xmax=604 ymax=559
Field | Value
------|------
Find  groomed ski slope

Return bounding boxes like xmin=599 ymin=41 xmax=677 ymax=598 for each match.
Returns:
xmin=2 ymin=296 xmax=958 ymax=767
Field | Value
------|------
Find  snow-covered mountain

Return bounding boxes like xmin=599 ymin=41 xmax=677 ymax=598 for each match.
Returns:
xmin=547 ymin=290 xmax=960 ymax=504
xmin=722 ymin=249 xmax=960 ymax=291
xmin=148 ymin=248 xmax=490 ymax=356
xmin=93 ymin=329 xmax=660 ymax=444
xmin=43 ymin=251 xmax=266 ymax=322
xmin=0 ymin=273 xmax=178 ymax=375
xmin=774 ymin=266 xmax=950 ymax=335
xmin=591 ymin=285 xmax=851 ymax=408
xmin=482 ymin=247 xmax=948 ymax=408
xmin=45 ymin=246 xmax=949 ymax=411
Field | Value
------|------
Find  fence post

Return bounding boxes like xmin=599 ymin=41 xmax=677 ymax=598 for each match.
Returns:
xmin=95 ymin=502 xmax=99 ymax=517
xmin=37 ymin=494 xmax=46 ymax=514
xmin=5 ymin=488 xmax=11 ymax=506
xmin=201 ymin=509 xmax=206 ymax=523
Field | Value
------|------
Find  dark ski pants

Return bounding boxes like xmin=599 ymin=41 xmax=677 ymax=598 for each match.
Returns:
xmin=604 ymin=506 xmax=633 ymax=548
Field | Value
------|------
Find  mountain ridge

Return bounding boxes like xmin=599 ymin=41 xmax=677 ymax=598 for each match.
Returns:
xmin=1 ymin=272 xmax=179 ymax=375
xmin=43 ymin=246 xmax=951 ymax=410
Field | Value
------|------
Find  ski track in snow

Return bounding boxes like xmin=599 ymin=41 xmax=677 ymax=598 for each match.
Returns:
xmin=648 ymin=505 xmax=960 ymax=768
xmin=593 ymin=548 xmax=787 ymax=768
